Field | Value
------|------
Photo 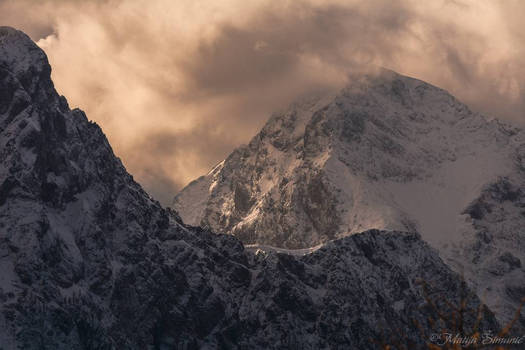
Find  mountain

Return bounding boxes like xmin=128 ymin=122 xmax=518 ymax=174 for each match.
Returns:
xmin=173 ymin=69 xmax=525 ymax=328
xmin=0 ymin=27 xmax=503 ymax=348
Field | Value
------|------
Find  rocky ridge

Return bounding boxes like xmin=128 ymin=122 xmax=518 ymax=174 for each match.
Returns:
xmin=174 ymin=68 xmax=525 ymax=329
xmin=0 ymin=27 xmax=502 ymax=349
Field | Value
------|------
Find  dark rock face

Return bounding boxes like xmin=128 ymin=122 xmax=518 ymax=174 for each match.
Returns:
xmin=0 ymin=27 xmax=501 ymax=349
xmin=459 ymin=177 xmax=525 ymax=330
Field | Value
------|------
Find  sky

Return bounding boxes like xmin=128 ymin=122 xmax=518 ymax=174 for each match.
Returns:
xmin=0 ymin=0 xmax=524 ymax=205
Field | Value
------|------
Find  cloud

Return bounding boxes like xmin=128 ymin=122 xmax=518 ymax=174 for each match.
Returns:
xmin=0 ymin=0 xmax=524 ymax=205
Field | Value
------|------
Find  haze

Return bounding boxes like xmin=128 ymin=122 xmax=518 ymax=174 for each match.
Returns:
xmin=0 ymin=0 xmax=523 ymax=204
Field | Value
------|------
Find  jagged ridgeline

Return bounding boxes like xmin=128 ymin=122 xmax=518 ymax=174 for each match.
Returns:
xmin=174 ymin=59 xmax=525 ymax=331
xmin=0 ymin=27 xmax=503 ymax=349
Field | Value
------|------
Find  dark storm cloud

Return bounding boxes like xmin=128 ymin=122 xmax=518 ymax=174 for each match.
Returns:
xmin=1 ymin=0 xmax=524 ymax=204
xmin=181 ymin=2 xmax=411 ymax=96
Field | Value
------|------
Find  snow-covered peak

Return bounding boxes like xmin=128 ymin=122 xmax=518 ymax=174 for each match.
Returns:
xmin=174 ymin=68 xmax=525 ymax=329
xmin=174 ymin=68 xmax=519 ymax=248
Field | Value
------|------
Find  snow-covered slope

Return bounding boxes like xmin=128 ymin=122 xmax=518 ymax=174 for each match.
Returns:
xmin=453 ymin=176 xmax=525 ymax=329
xmin=174 ymin=69 xmax=525 ymax=328
xmin=0 ymin=27 xmax=503 ymax=348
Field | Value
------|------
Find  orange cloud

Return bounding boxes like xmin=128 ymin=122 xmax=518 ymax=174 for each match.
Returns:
xmin=1 ymin=0 xmax=523 ymax=204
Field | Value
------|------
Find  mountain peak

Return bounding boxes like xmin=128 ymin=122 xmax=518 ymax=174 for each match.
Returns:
xmin=173 ymin=69 xmax=486 ymax=248
xmin=174 ymin=66 xmax=525 ymax=328
xmin=0 ymin=26 xmax=53 ymax=101
xmin=0 ymin=26 xmax=25 ymax=39
xmin=0 ymin=26 xmax=44 ymax=60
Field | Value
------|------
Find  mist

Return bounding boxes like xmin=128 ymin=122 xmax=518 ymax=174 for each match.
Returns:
xmin=0 ymin=0 xmax=523 ymax=204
